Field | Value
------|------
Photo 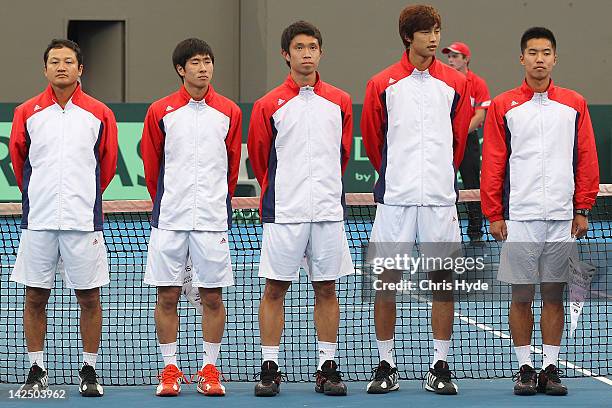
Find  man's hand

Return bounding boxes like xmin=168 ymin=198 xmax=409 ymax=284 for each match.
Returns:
xmin=571 ymin=214 xmax=589 ymax=239
xmin=490 ymin=220 xmax=507 ymax=241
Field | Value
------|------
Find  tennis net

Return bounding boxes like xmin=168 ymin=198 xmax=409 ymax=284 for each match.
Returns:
xmin=0 ymin=187 xmax=610 ymax=385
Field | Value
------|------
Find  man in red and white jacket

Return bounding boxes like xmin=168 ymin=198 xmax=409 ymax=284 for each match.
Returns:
xmin=248 ymin=21 xmax=353 ymax=397
xmin=361 ymin=5 xmax=471 ymax=395
xmin=481 ymin=27 xmax=599 ymax=397
xmin=141 ymin=38 xmax=241 ymax=397
xmin=9 ymin=39 xmax=117 ymax=397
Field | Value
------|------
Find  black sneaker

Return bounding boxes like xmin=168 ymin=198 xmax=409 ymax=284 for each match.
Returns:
xmin=424 ymin=360 xmax=458 ymax=395
xmin=537 ymin=365 xmax=568 ymax=396
xmin=20 ymin=364 xmax=48 ymax=391
xmin=314 ymin=360 xmax=347 ymax=396
xmin=366 ymin=360 xmax=399 ymax=394
xmin=79 ymin=363 xmax=104 ymax=397
xmin=513 ymin=364 xmax=537 ymax=396
xmin=254 ymin=361 xmax=282 ymax=397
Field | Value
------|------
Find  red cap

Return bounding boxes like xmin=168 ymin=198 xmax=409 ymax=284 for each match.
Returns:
xmin=442 ymin=42 xmax=471 ymax=59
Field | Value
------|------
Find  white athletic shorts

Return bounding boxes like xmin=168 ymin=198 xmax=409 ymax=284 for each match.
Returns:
xmin=144 ymin=227 xmax=233 ymax=288
xmin=369 ymin=204 xmax=462 ymax=269
xmin=259 ymin=221 xmax=354 ymax=282
xmin=498 ymin=220 xmax=577 ymax=284
xmin=10 ymin=229 xmax=109 ymax=290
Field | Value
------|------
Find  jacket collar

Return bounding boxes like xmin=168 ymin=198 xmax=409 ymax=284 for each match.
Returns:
xmin=520 ymin=78 xmax=555 ymax=98
xmin=45 ymin=82 xmax=83 ymax=107
xmin=283 ymin=72 xmax=322 ymax=92
xmin=401 ymin=51 xmax=438 ymax=75
xmin=179 ymin=84 xmax=216 ymax=104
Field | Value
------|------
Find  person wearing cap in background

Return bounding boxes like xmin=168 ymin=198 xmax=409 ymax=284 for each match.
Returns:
xmin=443 ymin=41 xmax=491 ymax=243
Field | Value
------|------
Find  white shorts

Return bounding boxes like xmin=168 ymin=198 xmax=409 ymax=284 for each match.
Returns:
xmin=144 ymin=227 xmax=233 ymax=288
xmin=498 ymin=220 xmax=577 ymax=284
xmin=10 ymin=229 xmax=109 ymax=290
xmin=369 ymin=204 xmax=462 ymax=267
xmin=259 ymin=222 xmax=354 ymax=282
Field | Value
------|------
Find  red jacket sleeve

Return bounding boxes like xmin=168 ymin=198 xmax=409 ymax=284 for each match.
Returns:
xmin=573 ymin=100 xmax=599 ymax=209
xmin=360 ymin=79 xmax=384 ymax=172
xmin=99 ymin=109 xmax=118 ymax=192
xmin=246 ymin=101 xmax=273 ymax=187
xmin=452 ymin=78 xmax=472 ymax=169
xmin=141 ymin=106 xmax=165 ymax=201
xmin=341 ymin=95 xmax=353 ymax=174
xmin=480 ymin=99 xmax=508 ymax=222
xmin=8 ymin=107 xmax=27 ymax=191
xmin=226 ymin=106 xmax=243 ymax=198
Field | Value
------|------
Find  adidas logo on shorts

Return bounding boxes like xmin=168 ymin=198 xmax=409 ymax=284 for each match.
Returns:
xmin=220 ymin=237 xmax=227 ymax=244
xmin=92 ymin=238 xmax=98 ymax=245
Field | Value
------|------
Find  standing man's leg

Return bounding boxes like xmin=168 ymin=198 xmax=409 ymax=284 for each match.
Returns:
xmin=22 ymin=287 xmax=51 ymax=390
xmin=255 ymin=279 xmax=291 ymax=396
xmin=144 ymin=228 xmax=190 ymax=396
xmin=368 ymin=205 xmax=414 ymax=394
xmin=538 ymin=282 xmax=568 ymax=395
xmin=196 ymin=287 xmax=227 ymax=396
xmin=75 ymin=288 xmax=102 ymax=364
xmin=368 ymin=270 xmax=401 ymax=394
xmin=154 ymin=286 xmax=186 ymax=396
xmin=259 ymin=279 xmax=291 ymax=360
xmin=420 ymin=206 xmax=461 ymax=395
xmin=510 ymin=284 xmax=538 ymax=395
xmin=312 ymin=280 xmax=339 ymax=367
xmin=374 ymin=270 xmax=400 ymax=366
xmin=75 ymin=288 xmax=105 ymax=396
xmin=425 ymin=269 xmax=458 ymax=395
xmin=155 ymin=287 xmax=182 ymax=365
xmin=24 ymin=287 xmax=51 ymax=365
xmin=312 ymin=280 xmax=346 ymax=395
xmin=459 ymin=131 xmax=484 ymax=241
xmin=430 ymin=271 xmax=454 ymax=358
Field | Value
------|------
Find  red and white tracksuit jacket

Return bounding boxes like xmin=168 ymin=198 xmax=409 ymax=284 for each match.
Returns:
xmin=481 ymin=80 xmax=599 ymax=222
xmin=141 ymin=85 xmax=242 ymax=230
xmin=361 ymin=53 xmax=472 ymax=206
xmin=9 ymin=84 xmax=118 ymax=231
xmin=247 ymin=73 xmax=353 ymax=223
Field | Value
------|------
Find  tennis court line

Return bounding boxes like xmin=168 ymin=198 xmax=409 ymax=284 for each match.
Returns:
xmin=408 ymin=293 xmax=612 ymax=387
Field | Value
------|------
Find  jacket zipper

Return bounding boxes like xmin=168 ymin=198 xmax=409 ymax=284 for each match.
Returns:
xmin=538 ymin=95 xmax=547 ymax=219
xmin=193 ymin=104 xmax=200 ymax=229
xmin=58 ymin=108 xmax=66 ymax=228
xmin=419 ymin=73 xmax=425 ymax=204
xmin=305 ymin=90 xmax=314 ymax=221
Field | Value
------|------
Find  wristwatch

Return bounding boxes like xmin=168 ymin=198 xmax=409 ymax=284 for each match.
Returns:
xmin=574 ymin=209 xmax=590 ymax=217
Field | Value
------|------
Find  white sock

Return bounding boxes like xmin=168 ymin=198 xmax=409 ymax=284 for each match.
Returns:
xmin=28 ymin=351 xmax=45 ymax=371
xmin=317 ymin=341 xmax=337 ymax=370
xmin=376 ymin=338 xmax=396 ymax=368
xmin=432 ymin=339 xmax=451 ymax=368
xmin=159 ymin=342 xmax=178 ymax=367
xmin=514 ymin=345 xmax=533 ymax=368
xmin=203 ymin=341 xmax=221 ymax=367
xmin=542 ymin=344 xmax=560 ymax=369
xmin=83 ymin=352 xmax=98 ymax=369
xmin=261 ymin=345 xmax=279 ymax=365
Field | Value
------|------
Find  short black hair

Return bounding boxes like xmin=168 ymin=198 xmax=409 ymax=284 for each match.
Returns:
xmin=172 ymin=38 xmax=214 ymax=79
xmin=520 ymin=27 xmax=556 ymax=53
xmin=44 ymin=39 xmax=82 ymax=66
xmin=281 ymin=21 xmax=323 ymax=67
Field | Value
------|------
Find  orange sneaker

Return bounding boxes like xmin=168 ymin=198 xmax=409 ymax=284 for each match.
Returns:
xmin=196 ymin=364 xmax=226 ymax=396
xmin=156 ymin=364 xmax=188 ymax=396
